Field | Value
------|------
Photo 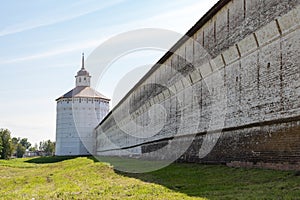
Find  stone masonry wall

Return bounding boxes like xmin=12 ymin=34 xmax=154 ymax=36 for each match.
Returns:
xmin=95 ymin=0 xmax=300 ymax=170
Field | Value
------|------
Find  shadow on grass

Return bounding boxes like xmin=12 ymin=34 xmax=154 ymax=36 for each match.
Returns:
xmin=88 ymin=156 xmax=101 ymax=163
xmin=114 ymin=162 xmax=219 ymax=198
xmin=91 ymin=156 xmax=299 ymax=199
xmin=25 ymin=156 xmax=78 ymax=164
xmin=90 ymin=156 xmax=174 ymax=173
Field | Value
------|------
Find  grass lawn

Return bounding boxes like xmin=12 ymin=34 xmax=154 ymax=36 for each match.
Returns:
xmin=0 ymin=156 xmax=299 ymax=199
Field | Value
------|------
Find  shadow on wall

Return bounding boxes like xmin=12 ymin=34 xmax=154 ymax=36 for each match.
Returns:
xmin=25 ymin=156 xmax=79 ymax=164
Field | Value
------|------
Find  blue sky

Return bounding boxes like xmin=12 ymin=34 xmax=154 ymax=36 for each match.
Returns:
xmin=0 ymin=0 xmax=218 ymax=145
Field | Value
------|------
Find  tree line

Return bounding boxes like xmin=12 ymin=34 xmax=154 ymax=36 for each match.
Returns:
xmin=0 ymin=128 xmax=55 ymax=159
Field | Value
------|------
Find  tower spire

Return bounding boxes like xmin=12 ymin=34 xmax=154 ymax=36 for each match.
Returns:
xmin=81 ymin=53 xmax=84 ymax=69
xmin=76 ymin=52 xmax=90 ymax=87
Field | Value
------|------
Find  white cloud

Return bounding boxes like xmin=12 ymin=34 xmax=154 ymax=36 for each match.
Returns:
xmin=0 ymin=0 xmax=218 ymax=65
xmin=0 ymin=38 xmax=104 ymax=64
xmin=112 ymin=0 xmax=219 ymax=33
xmin=0 ymin=0 xmax=125 ymax=37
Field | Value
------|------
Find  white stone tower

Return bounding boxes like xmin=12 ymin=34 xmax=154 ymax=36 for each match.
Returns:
xmin=55 ymin=53 xmax=110 ymax=156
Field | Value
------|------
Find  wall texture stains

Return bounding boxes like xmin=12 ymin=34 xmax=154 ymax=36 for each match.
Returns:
xmin=95 ymin=0 xmax=300 ymax=170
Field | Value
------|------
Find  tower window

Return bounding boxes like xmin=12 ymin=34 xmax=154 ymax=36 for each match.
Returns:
xmin=79 ymin=77 xmax=81 ymax=82
xmin=84 ymin=77 xmax=86 ymax=80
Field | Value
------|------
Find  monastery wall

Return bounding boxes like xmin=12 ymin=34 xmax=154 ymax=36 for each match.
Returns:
xmin=95 ymin=0 xmax=300 ymax=170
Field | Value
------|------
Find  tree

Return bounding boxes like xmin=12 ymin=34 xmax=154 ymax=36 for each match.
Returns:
xmin=10 ymin=137 xmax=32 ymax=157
xmin=39 ymin=140 xmax=55 ymax=156
xmin=11 ymin=137 xmax=20 ymax=156
xmin=0 ymin=129 xmax=12 ymax=159
xmin=20 ymin=138 xmax=31 ymax=150
xmin=29 ymin=146 xmax=37 ymax=152
xmin=11 ymin=137 xmax=20 ymax=146
xmin=16 ymin=143 xmax=26 ymax=158
xmin=0 ymin=138 xmax=2 ymax=156
xmin=28 ymin=143 xmax=38 ymax=152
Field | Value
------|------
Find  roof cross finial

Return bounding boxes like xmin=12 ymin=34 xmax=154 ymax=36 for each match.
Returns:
xmin=81 ymin=53 xmax=85 ymax=69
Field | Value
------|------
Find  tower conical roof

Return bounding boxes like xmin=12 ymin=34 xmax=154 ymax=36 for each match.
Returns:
xmin=56 ymin=86 xmax=110 ymax=101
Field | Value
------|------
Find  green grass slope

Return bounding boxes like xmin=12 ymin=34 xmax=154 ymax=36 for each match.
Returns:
xmin=0 ymin=157 xmax=299 ymax=200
